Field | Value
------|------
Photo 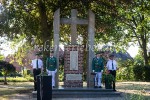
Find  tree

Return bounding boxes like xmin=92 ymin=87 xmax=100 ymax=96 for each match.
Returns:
xmin=119 ymin=0 xmax=150 ymax=65
xmin=0 ymin=61 xmax=16 ymax=85
xmin=0 ymin=0 xmax=56 ymax=68
xmin=10 ymin=36 xmax=31 ymax=76
xmin=94 ymin=0 xmax=150 ymax=65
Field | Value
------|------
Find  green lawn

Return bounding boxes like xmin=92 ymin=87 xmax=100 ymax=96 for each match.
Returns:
xmin=116 ymin=82 xmax=150 ymax=100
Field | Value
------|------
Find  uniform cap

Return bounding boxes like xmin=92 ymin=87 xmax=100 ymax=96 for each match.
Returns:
xmin=35 ymin=52 xmax=42 ymax=56
xmin=50 ymin=51 xmax=54 ymax=53
xmin=96 ymin=51 xmax=104 ymax=55
xmin=109 ymin=54 xmax=114 ymax=57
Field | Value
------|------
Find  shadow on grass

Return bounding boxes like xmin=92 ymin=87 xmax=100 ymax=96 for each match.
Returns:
xmin=0 ymin=82 xmax=33 ymax=97
xmin=123 ymin=92 xmax=150 ymax=100
xmin=0 ymin=88 xmax=33 ymax=96
xmin=117 ymin=82 xmax=150 ymax=90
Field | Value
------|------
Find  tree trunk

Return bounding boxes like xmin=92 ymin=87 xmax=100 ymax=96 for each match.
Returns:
xmin=83 ymin=31 xmax=88 ymax=81
xmin=141 ymin=35 xmax=148 ymax=65
xmin=142 ymin=44 xmax=148 ymax=65
xmin=22 ymin=66 xmax=25 ymax=77
xmin=38 ymin=0 xmax=52 ymax=70
xmin=4 ymin=75 xmax=7 ymax=85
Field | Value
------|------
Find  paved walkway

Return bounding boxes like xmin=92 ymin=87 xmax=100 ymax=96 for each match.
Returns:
xmin=53 ymin=97 xmax=125 ymax=100
xmin=8 ymin=94 xmax=35 ymax=100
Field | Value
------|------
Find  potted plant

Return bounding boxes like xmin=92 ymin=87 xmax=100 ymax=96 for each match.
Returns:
xmin=102 ymin=70 xmax=114 ymax=89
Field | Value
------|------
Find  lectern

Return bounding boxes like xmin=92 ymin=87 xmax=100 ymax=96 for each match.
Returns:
xmin=37 ymin=75 xmax=52 ymax=100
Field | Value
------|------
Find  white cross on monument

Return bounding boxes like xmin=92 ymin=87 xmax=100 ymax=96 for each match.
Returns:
xmin=60 ymin=9 xmax=88 ymax=44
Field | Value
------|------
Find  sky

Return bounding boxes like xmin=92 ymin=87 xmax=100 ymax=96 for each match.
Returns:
xmin=127 ymin=46 xmax=139 ymax=57
xmin=0 ymin=41 xmax=15 ymax=57
xmin=0 ymin=38 xmax=15 ymax=57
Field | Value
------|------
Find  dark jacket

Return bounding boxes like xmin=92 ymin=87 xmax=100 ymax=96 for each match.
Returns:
xmin=46 ymin=57 xmax=57 ymax=71
xmin=92 ymin=57 xmax=104 ymax=72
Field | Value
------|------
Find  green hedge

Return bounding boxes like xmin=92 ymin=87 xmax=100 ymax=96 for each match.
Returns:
xmin=143 ymin=65 xmax=150 ymax=81
xmin=133 ymin=65 xmax=150 ymax=81
xmin=0 ymin=77 xmax=34 ymax=82
xmin=133 ymin=65 xmax=144 ymax=81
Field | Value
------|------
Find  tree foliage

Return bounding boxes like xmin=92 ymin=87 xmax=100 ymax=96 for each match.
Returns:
xmin=0 ymin=54 xmax=4 ymax=60
xmin=93 ymin=0 xmax=150 ymax=65
xmin=127 ymin=0 xmax=149 ymax=65
xmin=0 ymin=0 xmax=130 ymax=69
xmin=0 ymin=0 xmax=131 ymax=44
xmin=114 ymin=0 xmax=150 ymax=65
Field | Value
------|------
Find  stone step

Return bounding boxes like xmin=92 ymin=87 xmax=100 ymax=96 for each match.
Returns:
xmin=53 ymin=88 xmax=114 ymax=93
xmin=33 ymin=88 xmax=122 ymax=98
xmin=52 ymin=92 xmax=121 ymax=98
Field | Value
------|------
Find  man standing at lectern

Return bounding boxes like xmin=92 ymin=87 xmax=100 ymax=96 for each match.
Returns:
xmin=46 ymin=51 xmax=57 ymax=88
xmin=92 ymin=51 xmax=104 ymax=88
xmin=31 ymin=53 xmax=43 ymax=91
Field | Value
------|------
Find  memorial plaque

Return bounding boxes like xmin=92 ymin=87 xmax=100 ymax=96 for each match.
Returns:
xmin=66 ymin=74 xmax=82 ymax=80
xmin=70 ymin=51 xmax=78 ymax=70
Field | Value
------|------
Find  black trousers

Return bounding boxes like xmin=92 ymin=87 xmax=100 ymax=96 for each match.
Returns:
xmin=33 ymin=69 xmax=41 ymax=91
xmin=109 ymin=70 xmax=116 ymax=90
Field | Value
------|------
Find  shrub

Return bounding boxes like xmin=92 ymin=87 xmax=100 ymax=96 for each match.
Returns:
xmin=9 ymin=72 xmax=22 ymax=77
xmin=143 ymin=65 xmax=150 ymax=81
xmin=133 ymin=65 xmax=144 ymax=81
xmin=116 ymin=66 xmax=134 ymax=81
xmin=102 ymin=71 xmax=114 ymax=89
xmin=0 ymin=77 xmax=28 ymax=82
xmin=59 ymin=65 xmax=64 ymax=82
xmin=25 ymin=76 xmax=34 ymax=82
xmin=116 ymin=59 xmax=135 ymax=81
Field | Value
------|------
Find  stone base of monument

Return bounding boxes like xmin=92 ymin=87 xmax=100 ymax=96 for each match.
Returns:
xmin=32 ymin=88 xmax=122 ymax=98
xmin=64 ymin=80 xmax=83 ymax=87
xmin=64 ymin=45 xmax=84 ymax=88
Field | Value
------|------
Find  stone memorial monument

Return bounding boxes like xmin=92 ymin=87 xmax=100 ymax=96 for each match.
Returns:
xmin=64 ymin=45 xmax=83 ymax=87
xmin=53 ymin=9 xmax=95 ymax=87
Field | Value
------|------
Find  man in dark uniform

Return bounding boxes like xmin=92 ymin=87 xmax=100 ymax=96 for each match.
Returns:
xmin=92 ymin=51 xmax=104 ymax=88
xmin=46 ymin=51 xmax=57 ymax=88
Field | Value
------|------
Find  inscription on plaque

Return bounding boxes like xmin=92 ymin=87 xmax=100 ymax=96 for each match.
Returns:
xmin=70 ymin=51 xmax=78 ymax=70
xmin=66 ymin=74 xmax=82 ymax=80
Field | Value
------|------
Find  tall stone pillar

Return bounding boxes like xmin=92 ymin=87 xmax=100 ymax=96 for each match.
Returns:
xmin=71 ymin=9 xmax=77 ymax=45
xmin=53 ymin=9 xmax=60 ymax=87
xmin=87 ymin=10 xmax=95 ymax=87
